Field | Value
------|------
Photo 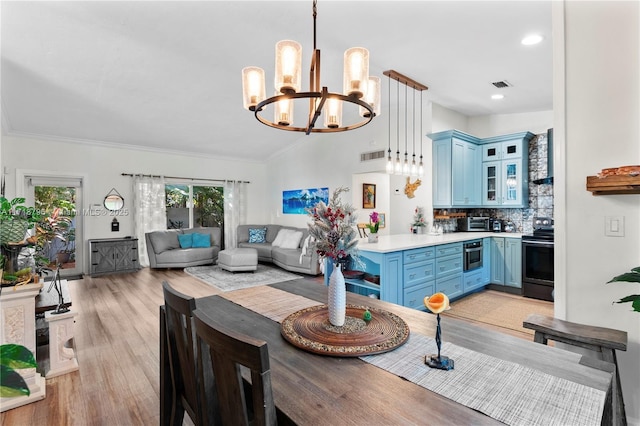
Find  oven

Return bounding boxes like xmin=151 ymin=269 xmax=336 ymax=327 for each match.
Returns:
xmin=463 ymin=239 xmax=483 ymax=271
xmin=522 ymin=217 xmax=554 ymax=301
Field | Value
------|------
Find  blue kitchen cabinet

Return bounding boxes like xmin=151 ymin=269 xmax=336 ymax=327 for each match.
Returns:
xmin=434 ymin=242 xmax=463 ymax=300
xmin=489 ymin=236 xmax=522 ymax=288
xmin=430 ymin=130 xmax=482 ymax=208
xmin=402 ymin=247 xmax=435 ymax=310
xmin=482 ymin=237 xmax=491 ymax=284
xmin=463 ymin=268 xmax=484 ymax=293
xmin=490 ymin=237 xmax=505 ymax=285
xmin=480 ymin=132 xmax=534 ymax=208
xmin=504 ymin=237 xmax=522 ymax=288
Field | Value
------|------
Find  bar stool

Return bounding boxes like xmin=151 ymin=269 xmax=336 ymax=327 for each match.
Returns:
xmin=523 ymin=313 xmax=628 ymax=426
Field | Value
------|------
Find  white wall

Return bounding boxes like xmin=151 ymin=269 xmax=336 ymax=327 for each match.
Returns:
xmin=468 ymin=110 xmax=553 ymax=138
xmin=560 ymin=1 xmax=640 ymax=423
xmin=1 ymin=134 xmax=269 ymax=273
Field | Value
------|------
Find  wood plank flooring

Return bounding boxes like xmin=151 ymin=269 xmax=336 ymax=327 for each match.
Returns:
xmin=0 ymin=268 xmax=546 ymax=425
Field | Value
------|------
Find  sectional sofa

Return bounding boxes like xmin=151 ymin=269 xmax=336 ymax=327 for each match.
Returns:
xmin=236 ymin=224 xmax=320 ymax=275
xmin=145 ymin=227 xmax=221 ymax=268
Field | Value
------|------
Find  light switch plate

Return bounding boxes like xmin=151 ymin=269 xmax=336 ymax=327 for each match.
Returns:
xmin=605 ymin=216 xmax=624 ymax=237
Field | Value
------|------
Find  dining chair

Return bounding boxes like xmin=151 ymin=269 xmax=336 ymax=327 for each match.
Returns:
xmin=161 ymin=281 xmax=218 ymax=426
xmin=193 ymin=309 xmax=277 ymax=426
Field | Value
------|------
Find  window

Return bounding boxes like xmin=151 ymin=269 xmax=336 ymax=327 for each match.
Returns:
xmin=165 ymin=184 xmax=224 ymax=229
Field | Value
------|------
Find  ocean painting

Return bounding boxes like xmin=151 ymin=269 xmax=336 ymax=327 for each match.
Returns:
xmin=283 ymin=187 xmax=329 ymax=214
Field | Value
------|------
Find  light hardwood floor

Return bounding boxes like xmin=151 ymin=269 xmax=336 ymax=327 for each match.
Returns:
xmin=0 ymin=268 xmax=543 ymax=425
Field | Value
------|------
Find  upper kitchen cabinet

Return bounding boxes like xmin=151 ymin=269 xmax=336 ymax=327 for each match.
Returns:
xmin=430 ymin=130 xmax=482 ymax=208
xmin=480 ymin=132 xmax=534 ymax=208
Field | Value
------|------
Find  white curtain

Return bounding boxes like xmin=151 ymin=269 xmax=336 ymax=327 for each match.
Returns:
xmin=133 ymin=175 xmax=167 ymax=267
xmin=223 ymin=180 xmax=247 ymax=249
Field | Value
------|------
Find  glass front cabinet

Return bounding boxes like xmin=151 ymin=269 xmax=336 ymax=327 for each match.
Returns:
xmin=482 ymin=159 xmax=525 ymax=206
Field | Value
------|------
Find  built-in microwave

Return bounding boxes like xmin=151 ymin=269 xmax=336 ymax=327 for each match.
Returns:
xmin=457 ymin=217 xmax=490 ymax=232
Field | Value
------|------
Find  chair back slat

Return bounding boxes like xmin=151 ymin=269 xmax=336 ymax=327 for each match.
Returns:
xmin=193 ymin=309 xmax=277 ymax=426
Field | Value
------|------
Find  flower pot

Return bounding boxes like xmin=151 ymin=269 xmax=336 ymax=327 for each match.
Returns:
xmin=328 ymin=264 xmax=346 ymax=326
xmin=368 ymin=232 xmax=378 ymax=243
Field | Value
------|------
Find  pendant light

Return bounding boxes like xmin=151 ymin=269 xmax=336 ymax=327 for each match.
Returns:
xmin=418 ymin=91 xmax=425 ymax=177
xmin=383 ymin=70 xmax=428 ymax=177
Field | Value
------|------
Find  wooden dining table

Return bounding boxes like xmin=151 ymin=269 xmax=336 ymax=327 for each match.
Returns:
xmin=162 ymin=278 xmax=614 ymax=425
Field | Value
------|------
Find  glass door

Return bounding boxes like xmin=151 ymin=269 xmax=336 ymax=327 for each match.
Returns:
xmin=482 ymin=161 xmax=500 ymax=205
xmin=25 ymin=176 xmax=83 ymax=279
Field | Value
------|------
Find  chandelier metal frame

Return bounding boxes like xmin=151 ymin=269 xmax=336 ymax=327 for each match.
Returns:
xmin=246 ymin=1 xmax=376 ymax=135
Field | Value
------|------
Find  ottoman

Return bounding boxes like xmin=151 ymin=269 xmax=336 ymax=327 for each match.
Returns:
xmin=217 ymin=248 xmax=258 ymax=272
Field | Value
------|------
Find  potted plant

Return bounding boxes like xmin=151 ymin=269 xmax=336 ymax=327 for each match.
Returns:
xmin=0 ymin=343 xmax=38 ymax=397
xmin=0 ymin=197 xmax=41 ymax=245
xmin=34 ymin=207 xmax=73 ymax=267
xmin=608 ymin=266 xmax=640 ymax=312
xmin=366 ymin=211 xmax=380 ymax=243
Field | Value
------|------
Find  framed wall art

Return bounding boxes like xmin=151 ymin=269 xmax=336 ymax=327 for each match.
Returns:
xmin=363 ymin=183 xmax=376 ymax=209
xmin=283 ymin=187 xmax=329 ymax=214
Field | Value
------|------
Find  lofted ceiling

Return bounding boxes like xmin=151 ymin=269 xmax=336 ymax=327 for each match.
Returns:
xmin=1 ymin=1 xmax=552 ymax=162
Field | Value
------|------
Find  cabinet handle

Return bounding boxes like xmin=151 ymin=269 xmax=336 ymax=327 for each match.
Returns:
xmin=409 ymin=255 xmax=415 ymax=260
xmin=409 ymin=274 xmax=416 ymax=279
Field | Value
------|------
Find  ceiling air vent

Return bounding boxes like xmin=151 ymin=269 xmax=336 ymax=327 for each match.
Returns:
xmin=491 ymin=80 xmax=513 ymax=88
xmin=360 ymin=150 xmax=386 ymax=162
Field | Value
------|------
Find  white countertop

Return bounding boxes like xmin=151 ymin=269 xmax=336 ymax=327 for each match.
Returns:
xmin=358 ymin=232 xmax=523 ymax=253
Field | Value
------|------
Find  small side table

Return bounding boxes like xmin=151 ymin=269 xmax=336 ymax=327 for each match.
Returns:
xmin=44 ymin=309 xmax=79 ymax=378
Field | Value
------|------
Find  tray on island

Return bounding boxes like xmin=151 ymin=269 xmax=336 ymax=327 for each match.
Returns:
xmin=280 ymin=304 xmax=410 ymax=357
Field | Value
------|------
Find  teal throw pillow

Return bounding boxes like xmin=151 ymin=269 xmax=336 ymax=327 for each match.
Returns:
xmin=177 ymin=233 xmax=193 ymax=248
xmin=248 ymin=227 xmax=267 ymax=243
xmin=192 ymin=233 xmax=211 ymax=248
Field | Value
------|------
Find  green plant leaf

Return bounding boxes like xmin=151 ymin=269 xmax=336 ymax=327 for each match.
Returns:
xmin=0 ymin=344 xmax=37 ymax=370
xmin=614 ymin=295 xmax=640 ymax=312
xmin=0 ymin=365 xmax=30 ymax=397
xmin=607 ymin=267 xmax=640 ymax=283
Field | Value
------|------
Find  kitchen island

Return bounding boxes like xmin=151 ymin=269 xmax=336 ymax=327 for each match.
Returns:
xmin=347 ymin=232 xmax=523 ymax=309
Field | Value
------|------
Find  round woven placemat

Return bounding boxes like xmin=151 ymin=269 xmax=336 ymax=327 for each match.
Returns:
xmin=280 ymin=304 xmax=410 ymax=357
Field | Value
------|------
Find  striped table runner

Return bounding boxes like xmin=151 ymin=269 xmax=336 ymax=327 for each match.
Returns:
xmin=222 ymin=286 xmax=606 ymax=426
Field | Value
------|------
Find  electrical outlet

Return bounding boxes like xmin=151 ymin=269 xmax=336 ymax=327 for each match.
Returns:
xmin=605 ymin=216 xmax=624 ymax=237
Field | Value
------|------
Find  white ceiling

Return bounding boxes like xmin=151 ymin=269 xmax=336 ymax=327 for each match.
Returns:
xmin=1 ymin=1 xmax=552 ymax=162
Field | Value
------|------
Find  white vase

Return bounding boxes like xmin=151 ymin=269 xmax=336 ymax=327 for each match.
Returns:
xmin=368 ymin=232 xmax=378 ymax=243
xmin=328 ymin=264 xmax=346 ymax=326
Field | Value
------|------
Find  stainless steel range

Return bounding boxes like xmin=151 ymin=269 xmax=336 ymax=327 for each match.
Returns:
xmin=522 ymin=217 xmax=554 ymax=301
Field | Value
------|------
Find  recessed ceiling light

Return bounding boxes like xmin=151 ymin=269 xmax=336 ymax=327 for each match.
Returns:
xmin=522 ymin=34 xmax=544 ymax=46
xmin=491 ymin=94 xmax=505 ymax=100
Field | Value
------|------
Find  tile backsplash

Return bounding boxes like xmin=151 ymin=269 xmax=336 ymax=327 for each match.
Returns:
xmin=434 ymin=132 xmax=554 ymax=234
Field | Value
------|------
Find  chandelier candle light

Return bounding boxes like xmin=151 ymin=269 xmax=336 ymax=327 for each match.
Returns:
xmin=242 ymin=1 xmax=380 ymax=134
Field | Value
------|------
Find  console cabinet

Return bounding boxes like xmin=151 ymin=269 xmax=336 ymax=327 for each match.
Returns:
xmin=89 ymin=238 xmax=140 ymax=276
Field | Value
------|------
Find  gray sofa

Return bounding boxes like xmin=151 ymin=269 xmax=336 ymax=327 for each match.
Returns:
xmin=236 ymin=224 xmax=320 ymax=275
xmin=145 ymin=227 xmax=221 ymax=269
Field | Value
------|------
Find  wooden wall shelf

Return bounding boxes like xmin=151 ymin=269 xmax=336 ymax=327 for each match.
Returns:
xmin=586 ymin=175 xmax=640 ymax=195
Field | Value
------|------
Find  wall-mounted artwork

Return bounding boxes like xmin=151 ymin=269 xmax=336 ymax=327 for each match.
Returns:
xmin=283 ymin=187 xmax=329 ymax=214
xmin=363 ymin=183 xmax=376 ymax=209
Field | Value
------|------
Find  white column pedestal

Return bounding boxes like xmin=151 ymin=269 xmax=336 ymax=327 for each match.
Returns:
xmin=0 ymin=283 xmax=46 ymax=413
xmin=44 ymin=309 xmax=79 ymax=378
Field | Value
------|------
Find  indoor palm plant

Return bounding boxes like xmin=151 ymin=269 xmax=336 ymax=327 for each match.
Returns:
xmin=608 ymin=266 xmax=640 ymax=312
xmin=0 ymin=197 xmax=41 ymax=245
xmin=0 ymin=344 xmax=37 ymax=397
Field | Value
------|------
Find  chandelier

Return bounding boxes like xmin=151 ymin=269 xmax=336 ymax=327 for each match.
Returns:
xmin=241 ymin=1 xmax=380 ymax=134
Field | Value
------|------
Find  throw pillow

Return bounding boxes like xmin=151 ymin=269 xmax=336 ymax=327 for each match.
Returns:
xmin=271 ymin=229 xmax=292 ymax=247
xmin=248 ymin=227 xmax=267 ymax=243
xmin=177 ymin=233 xmax=193 ymax=248
xmin=192 ymin=233 xmax=211 ymax=248
xmin=149 ymin=231 xmax=180 ymax=253
xmin=280 ymin=230 xmax=303 ymax=249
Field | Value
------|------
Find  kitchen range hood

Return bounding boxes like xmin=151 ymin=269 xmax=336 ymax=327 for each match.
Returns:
xmin=532 ymin=128 xmax=554 ymax=185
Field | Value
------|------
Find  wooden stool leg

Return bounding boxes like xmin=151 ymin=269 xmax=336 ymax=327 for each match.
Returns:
xmin=601 ymin=348 xmax=626 ymax=426
xmin=533 ymin=331 xmax=548 ymax=345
